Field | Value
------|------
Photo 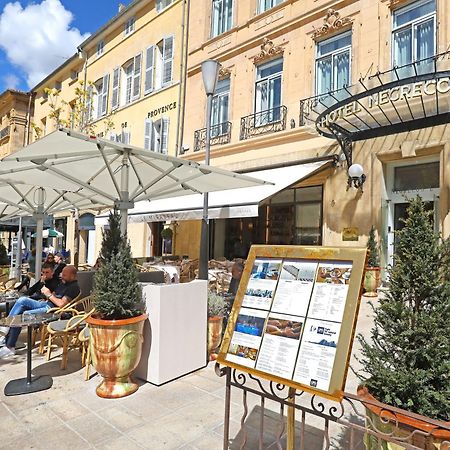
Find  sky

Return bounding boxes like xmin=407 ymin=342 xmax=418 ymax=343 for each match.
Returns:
xmin=0 ymin=0 xmax=132 ymax=92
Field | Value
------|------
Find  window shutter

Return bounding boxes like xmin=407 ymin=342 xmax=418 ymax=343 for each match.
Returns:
xmin=162 ymin=36 xmax=174 ymax=85
xmin=111 ymin=68 xmax=120 ymax=110
xmin=132 ymin=53 xmax=142 ymax=100
xmin=145 ymin=46 xmax=155 ymax=94
xmin=122 ymin=130 xmax=131 ymax=145
xmin=86 ymin=85 xmax=93 ymax=122
xmin=109 ymin=132 xmax=117 ymax=142
xmin=101 ymin=74 xmax=109 ymax=116
xmin=161 ymin=118 xmax=169 ymax=154
xmin=144 ymin=118 xmax=153 ymax=150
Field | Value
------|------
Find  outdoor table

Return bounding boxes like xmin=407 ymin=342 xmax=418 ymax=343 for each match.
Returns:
xmin=0 ymin=291 xmax=19 ymax=316
xmin=1 ymin=312 xmax=57 ymax=396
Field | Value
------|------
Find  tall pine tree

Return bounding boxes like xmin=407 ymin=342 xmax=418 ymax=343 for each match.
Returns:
xmin=358 ymin=197 xmax=450 ymax=420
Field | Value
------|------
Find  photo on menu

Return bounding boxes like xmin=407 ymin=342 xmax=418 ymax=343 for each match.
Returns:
xmin=256 ymin=313 xmax=304 ymax=379
xmin=226 ymin=307 xmax=269 ymax=368
xmin=242 ymin=259 xmax=282 ymax=310
xmin=271 ymin=260 xmax=318 ymax=317
xmin=308 ymin=261 xmax=352 ymax=322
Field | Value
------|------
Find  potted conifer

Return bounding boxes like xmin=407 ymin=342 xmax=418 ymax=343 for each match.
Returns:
xmin=364 ymin=226 xmax=381 ymax=296
xmin=207 ymin=291 xmax=228 ymax=360
xmin=86 ymin=210 xmax=147 ymax=398
xmin=357 ymin=197 xmax=450 ymax=448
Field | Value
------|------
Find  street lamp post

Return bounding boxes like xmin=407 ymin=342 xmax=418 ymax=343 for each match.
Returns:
xmin=199 ymin=59 xmax=221 ymax=280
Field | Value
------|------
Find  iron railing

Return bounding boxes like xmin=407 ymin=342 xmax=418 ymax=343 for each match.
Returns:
xmin=0 ymin=126 xmax=10 ymax=140
xmin=193 ymin=121 xmax=232 ymax=152
xmin=216 ymin=364 xmax=450 ymax=450
xmin=240 ymin=105 xmax=287 ymax=140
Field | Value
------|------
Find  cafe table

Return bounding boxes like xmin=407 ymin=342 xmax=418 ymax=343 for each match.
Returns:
xmin=1 ymin=312 xmax=57 ymax=396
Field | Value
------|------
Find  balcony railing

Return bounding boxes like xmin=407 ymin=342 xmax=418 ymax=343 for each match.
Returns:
xmin=193 ymin=121 xmax=232 ymax=152
xmin=240 ymin=105 xmax=287 ymax=140
xmin=0 ymin=126 xmax=10 ymax=140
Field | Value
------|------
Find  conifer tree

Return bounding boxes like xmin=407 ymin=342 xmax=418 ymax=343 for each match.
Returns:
xmin=358 ymin=197 xmax=450 ymax=420
xmin=366 ymin=226 xmax=380 ymax=267
xmin=99 ymin=209 xmax=122 ymax=263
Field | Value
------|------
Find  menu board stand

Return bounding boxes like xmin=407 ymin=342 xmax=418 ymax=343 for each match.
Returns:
xmin=217 ymin=245 xmax=367 ymax=448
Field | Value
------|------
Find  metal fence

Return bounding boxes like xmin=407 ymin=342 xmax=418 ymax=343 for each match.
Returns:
xmin=216 ymin=364 xmax=450 ymax=450
xmin=240 ymin=106 xmax=287 ymax=141
xmin=193 ymin=122 xmax=232 ymax=152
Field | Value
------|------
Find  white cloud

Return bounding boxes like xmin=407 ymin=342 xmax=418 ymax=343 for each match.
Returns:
xmin=0 ymin=0 xmax=90 ymax=88
xmin=3 ymin=74 xmax=21 ymax=90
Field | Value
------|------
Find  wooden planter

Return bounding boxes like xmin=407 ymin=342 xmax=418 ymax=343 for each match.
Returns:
xmin=208 ymin=316 xmax=223 ymax=360
xmin=364 ymin=267 xmax=381 ymax=297
xmin=357 ymin=386 xmax=450 ymax=449
xmin=86 ymin=313 xmax=147 ymax=398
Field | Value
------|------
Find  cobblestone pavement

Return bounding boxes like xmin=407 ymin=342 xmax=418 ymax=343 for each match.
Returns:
xmin=0 ymin=295 xmax=375 ymax=449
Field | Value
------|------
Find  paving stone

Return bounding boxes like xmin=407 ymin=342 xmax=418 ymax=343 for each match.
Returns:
xmin=94 ymin=434 xmax=146 ymax=450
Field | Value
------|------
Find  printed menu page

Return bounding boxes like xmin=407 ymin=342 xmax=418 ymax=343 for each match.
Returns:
xmin=256 ymin=313 xmax=304 ymax=379
xmin=241 ymin=259 xmax=282 ymax=310
xmin=271 ymin=261 xmax=318 ymax=317
xmin=226 ymin=307 xmax=269 ymax=368
xmin=293 ymin=319 xmax=341 ymax=391
xmin=307 ymin=263 xmax=352 ymax=322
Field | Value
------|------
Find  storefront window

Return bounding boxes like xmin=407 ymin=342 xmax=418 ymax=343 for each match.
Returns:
xmin=316 ymin=32 xmax=351 ymax=95
xmin=392 ymin=0 xmax=436 ymax=75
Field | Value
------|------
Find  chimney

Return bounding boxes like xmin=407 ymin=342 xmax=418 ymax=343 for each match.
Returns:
xmin=118 ymin=3 xmax=126 ymax=13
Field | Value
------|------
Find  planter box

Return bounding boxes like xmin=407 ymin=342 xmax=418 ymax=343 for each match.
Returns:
xmin=135 ymin=280 xmax=207 ymax=385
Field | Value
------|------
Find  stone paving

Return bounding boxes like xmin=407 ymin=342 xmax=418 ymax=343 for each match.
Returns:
xmin=0 ymin=295 xmax=375 ymax=449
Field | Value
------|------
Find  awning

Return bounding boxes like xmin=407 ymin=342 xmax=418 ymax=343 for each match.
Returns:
xmin=124 ymin=160 xmax=330 ymax=224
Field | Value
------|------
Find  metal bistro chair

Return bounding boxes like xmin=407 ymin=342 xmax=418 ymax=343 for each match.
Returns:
xmin=0 ymin=277 xmax=19 ymax=293
xmin=78 ymin=326 xmax=92 ymax=381
xmin=45 ymin=298 xmax=95 ymax=370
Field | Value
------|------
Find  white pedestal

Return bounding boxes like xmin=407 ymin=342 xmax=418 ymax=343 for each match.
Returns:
xmin=135 ymin=280 xmax=208 ymax=385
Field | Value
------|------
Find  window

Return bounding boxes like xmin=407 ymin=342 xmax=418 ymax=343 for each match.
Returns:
xmin=124 ymin=17 xmax=135 ymax=36
xmin=258 ymin=0 xmax=283 ymax=13
xmin=255 ymin=58 xmax=283 ymax=123
xmin=146 ymin=37 xmax=174 ymax=93
xmin=211 ymin=77 xmax=230 ymax=136
xmin=54 ymin=81 xmax=62 ymax=91
xmin=110 ymin=130 xmax=131 ymax=144
xmin=394 ymin=161 xmax=439 ymax=191
xmin=111 ymin=67 xmax=120 ymax=110
xmin=95 ymin=75 xmax=109 ymax=118
xmin=211 ymin=0 xmax=233 ymax=38
xmin=122 ymin=54 xmax=141 ymax=105
xmin=156 ymin=0 xmax=174 ymax=12
xmin=392 ymin=0 xmax=436 ymax=74
xmin=316 ymin=31 xmax=351 ymax=95
xmin=144 ymin=117 xmax=169 ymax=154
xmin=97 ymin=40 xmax=104 ymax=56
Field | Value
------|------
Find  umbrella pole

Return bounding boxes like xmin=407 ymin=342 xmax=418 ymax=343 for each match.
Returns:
xmin=15 ymin=216 xmax=23 ymax=279
xmin=34 ymin=188 xmax=45 ymax=278
xmin=118 ymin=152 xmax=132 ymax=237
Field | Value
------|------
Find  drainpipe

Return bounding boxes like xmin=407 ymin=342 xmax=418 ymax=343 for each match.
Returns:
xmin=24 ymin=91 xmax=33 ymax=146
xmin=175 ymin=0 xmax=191 ymax=156
xmin=77 ymin=46 xmax=88 ymax=131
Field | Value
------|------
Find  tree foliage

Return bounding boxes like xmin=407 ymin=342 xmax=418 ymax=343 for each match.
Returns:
xmin=93 ymin=210 xmax=143 ymax=320
xmin=0 ymin=240 xmax=8 ymax=265
xmin=358 ymin=197 xmax=450 ymax=420
xmin=367 ymin=226 xmax=380 ymax=267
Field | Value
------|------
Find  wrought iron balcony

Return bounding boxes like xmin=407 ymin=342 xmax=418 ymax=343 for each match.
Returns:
xmin=0 ymin=126 xmax=10 ymax=140
xmin=193 ymin=121 xmax=232 ymax=152
xmin=240 ymin=106 xmax=287 ymax=140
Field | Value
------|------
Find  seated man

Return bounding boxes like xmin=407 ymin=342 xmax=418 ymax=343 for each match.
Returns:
xmin=0 ymin=265 xmax=80 ymax=359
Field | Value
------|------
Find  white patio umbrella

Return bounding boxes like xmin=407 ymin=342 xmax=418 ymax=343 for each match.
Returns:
xmin=0 ymin=181 xmax=112 ymax=276
xmin=0 ymin=128 xmax=270 ymax=271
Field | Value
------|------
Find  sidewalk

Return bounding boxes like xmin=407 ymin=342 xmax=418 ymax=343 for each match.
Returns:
xmin=0 ymin=295 xmax=375 ymax=449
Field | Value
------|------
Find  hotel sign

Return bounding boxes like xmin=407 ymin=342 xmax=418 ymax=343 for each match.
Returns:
xmin=317 ymin=75 xmax=450 ymax=131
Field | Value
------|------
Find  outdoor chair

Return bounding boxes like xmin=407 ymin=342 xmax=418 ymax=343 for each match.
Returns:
xmin=0 ymin=277 xmax=19 ymax=292
xmin=45 ymin=301 xmax=95 ymax=369
xmin=78 ymin=326 xmax=92 ymax=381
xmin=37 ymin=293 xmax=83 ymax=354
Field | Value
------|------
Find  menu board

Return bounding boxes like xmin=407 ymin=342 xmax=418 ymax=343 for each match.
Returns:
xmin=218 ymin=245 xmax=366 ymax=400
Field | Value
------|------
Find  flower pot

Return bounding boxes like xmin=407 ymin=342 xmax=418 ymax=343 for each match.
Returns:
xmin=364 ymin=267 xmax=380 ymax=297
xmin=86 ymin=313 xmax=147 ymax=399
xmin=357 ymin=386 xmax=450 ymax=449
xmin=208 ymin=316 xmax=223 ymax=360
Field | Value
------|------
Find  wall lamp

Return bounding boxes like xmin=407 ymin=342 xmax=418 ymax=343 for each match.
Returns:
xmin=348 ymin=163 xmax=366 ymax=191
